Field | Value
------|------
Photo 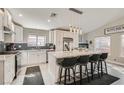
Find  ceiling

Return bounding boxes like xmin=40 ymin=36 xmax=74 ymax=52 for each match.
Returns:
xmin=8 ymin=8 xmax=124 ymax=33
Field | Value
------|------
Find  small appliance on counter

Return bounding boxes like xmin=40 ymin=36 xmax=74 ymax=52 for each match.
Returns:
xmin=0 ymin=41 xmax=6 ymax=53
xmin=6 ymin=43 xmax=16 ymax=51
xmin=63 ymin=37 xmax=73 ymax=51
xmin=79 ymin=43 xmax=89 ymax=48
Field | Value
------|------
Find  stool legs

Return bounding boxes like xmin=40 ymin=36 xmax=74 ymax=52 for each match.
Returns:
xmin=97 ymin=61 xmax=100 ymax=78
xmin=101 ymin=61 xmax=103 ymax=76
xmin=85 ymin=65 xmax=90 ymax=82
xmin=64 ymin=69 xmax=67 ymax=85
xmin=71 ymin=68 xmax=76 ymax=84
xmin=59 ymin=67 xmax=63 ymax=84
xmin=59 ymin=67 xmax=76 ymax=85
xmin=97 ymin=60 xmax=108 ymax=77
xmin=80 ymin=65 xmax=82 ymax=84
xmin=68 ymin=68 xmax=71 ymax=81
xmin=104 ymin=61 xmax=108 ymax=74
xmin=91 ymin=62 xmax=94 ymax=80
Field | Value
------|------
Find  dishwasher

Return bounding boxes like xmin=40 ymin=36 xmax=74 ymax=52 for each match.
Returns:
xmin=15 ymin=52 xmax=21 ymax=79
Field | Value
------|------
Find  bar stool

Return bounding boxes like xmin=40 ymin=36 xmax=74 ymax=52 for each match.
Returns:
xmin=57 ymin=57 xmax=77 ymax=85
xmin=89 ymin=54 xmax=100 ymax=79
xmin=98 ymin=53 xmax=108 ymax=76
xmin=76 ymin=55 xmax=90 ymax=84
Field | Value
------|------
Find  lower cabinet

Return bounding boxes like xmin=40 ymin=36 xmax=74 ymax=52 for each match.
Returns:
xmin=20 ymin=50 xmax=46 ymax=66
xmin=4 ymin=55 xmax=15 ymax=84
xmin=20 ymin=51 xmax=28 ymax=66
xmin=0 ymin=55 xmax=15 ymax=85
xmin=28 ymin=52 xmax=37 ymax=65
xmin=28 ymin=51 xmax=46 ymax=65
xmin=37 ymin=52 xmax=46 ymax=64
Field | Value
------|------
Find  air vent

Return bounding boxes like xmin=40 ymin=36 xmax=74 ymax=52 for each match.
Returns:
xmin=50 ymin=13 xmax=57 ymax=17
xmin=69 ymin=8 xmax=83 ymax=15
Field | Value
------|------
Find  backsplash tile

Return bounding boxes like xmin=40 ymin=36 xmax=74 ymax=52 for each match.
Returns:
xmin=0 ymin=41 xmax=6 ymax=52
xmin=15 ymin=43 xmax=28 ymax=50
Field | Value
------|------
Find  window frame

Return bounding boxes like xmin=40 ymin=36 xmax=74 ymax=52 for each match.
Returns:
xmin=27 ymin=34 xmax=46 ymax=47
xmin=27 ymin=34 xmax=37 ymax=47
xmin=94 ymin=36 xmax=111 ymax=53
xmin=120 ymin=34 xmax=124 ymax=57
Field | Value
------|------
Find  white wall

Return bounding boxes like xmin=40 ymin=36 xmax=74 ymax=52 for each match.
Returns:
xmin=85 ymin=16 xmax=124 ymax=63
xmin=23 ymin=28 xmax=49 ymax=43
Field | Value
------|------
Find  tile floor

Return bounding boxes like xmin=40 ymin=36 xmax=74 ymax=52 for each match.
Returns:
xmin=11 ymin=63 xmax=124 ymax=85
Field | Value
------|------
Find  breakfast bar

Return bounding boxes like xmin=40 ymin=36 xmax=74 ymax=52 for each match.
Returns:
xmin=48 ymin=50 xmax=108 ymax=83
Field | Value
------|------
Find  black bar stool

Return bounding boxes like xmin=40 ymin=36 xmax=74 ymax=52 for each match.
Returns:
xmin=76 ymin=55 xmax=90 ymax=84
xmin=89 ymin=54 xmax=100 ymax=79
xmin=57 ymin=57 xmax=77 ymax=85
xmin=98 ymin=53 xmax=108 ymax=76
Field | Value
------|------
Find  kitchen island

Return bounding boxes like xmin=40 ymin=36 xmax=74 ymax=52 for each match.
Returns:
xmin=48 ymin=50 xmax=108 ymax=84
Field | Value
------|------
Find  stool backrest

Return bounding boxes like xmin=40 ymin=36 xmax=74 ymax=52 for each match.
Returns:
xmin=89 ymin=54 xmax=100 ymax=62
xmin=100 ymin=53 xmax=108 ymax=60
xmin=78 ymin=55 xmax=89 ymax=64
xmin=61 ymin=57 xmax=77 ymax=66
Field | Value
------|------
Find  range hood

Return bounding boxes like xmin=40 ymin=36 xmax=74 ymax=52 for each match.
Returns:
xmin=3 ymin=26 xmax=15 ymax=34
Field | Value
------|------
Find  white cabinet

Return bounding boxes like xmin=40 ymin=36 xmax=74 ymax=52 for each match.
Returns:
xmin=0 ymin=30 xmax=4 ymax=42
xmin=4 ymin=55 xmax=15 ymax=84
xmin=0 ymin=61 xmax=4 ymax=84
xmin=28 ymin=51 xmax=46 ymax=65
xmin=20 ymin=50 xmax=46 ymax=66
xmin=0 ymin=10 xmax=3 ymax=30
xmin=49 ymin=31 xmax=54 ymax=43
xmin=28 ymin=51 xmax=37 ymax=65
xmin=3 ymin=9 xmax=13 ymax=30
xmin=14 ymin=24 xmax=23 ymax=43
xmin=49 ymin=30 xmax=79 ymax=51
xmin=55 ymin=31 xmax=63 ymax=51
xmin=63 ymin=31 xmax=74 ymax=38
xmin=37 ymin=52 xmax=46 ymax=63
xmin=0 ymin=55 xmax=15 ymax=85
xmin=20 ymin=51 xmax=28 ymax=66
xmin=0 ymin=10 xmax=4 ymax=41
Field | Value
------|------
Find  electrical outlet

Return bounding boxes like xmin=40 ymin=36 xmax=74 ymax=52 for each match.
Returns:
xmin=18 ymin=45 xmax=22 ymax=48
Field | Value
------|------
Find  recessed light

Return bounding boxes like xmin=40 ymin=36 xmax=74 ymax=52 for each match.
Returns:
xmin=19 ymin=14 xmax=23 ymax=17
xmin=48 ymin=19 xmax=51 ymax=22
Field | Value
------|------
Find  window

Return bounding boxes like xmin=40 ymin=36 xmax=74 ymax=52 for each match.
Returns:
xmin=28 ymin=35 xmax=37 ymax=46
xmin=94 ymin=36 xmax=110 ymax=52
xmin=121 ymin=35 xmax=124 ymax=56
xmin=37 ymin=36 xmax=46 ymax=46
xmin=28 ymin=35 xmax=46 ymax=46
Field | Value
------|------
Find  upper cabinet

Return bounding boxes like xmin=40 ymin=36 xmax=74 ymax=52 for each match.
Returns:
xmin=0 ymin=9 xmax=24 ymax=43
xmin=13 ymin=24 xmax=23 ymax=43
xmin=0 ymin=9 xmax=4 ymax=41
xmin=3 ymin=9 xmax=13 ymax=31
xmin=49 ymin=30 xmax=79 ymax=51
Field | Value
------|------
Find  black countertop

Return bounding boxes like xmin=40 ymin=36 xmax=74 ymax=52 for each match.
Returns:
xmin=0 ymin=51 xmax=20 ymax=55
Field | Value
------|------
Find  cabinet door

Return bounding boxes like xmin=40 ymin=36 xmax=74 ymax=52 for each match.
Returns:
xmin=0 ymin=30 xmax=4 ymax=41
xmin=21 ymin=51 xmax=28 ymax=66
xmin=28 ymin=52 xmax=37 ymax=65
xmin=14 ymin=25 xmax=23 ymax=43
xmin=0 ymin=12 xmax=4 ymax=41
xmin=37 ymin=52 xmax=46 ymax=63
xmin=55 ymin=31 xmax=63 ymax=51
xmin=3 ymin=9 xmax=13 ymax=31
xmin=4 ymin=55 xmax=15 ymax=84
xmin=3 ymin=9 xmax=8 ymax=28
xmin=0 ymin=12 xmax=3 ymax=30
xmin=0 ymin=61 xmax=4 ymax=84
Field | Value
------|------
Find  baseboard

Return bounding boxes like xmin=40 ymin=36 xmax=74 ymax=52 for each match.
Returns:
xmin=107 ymin=60 xmax=124 ymax=67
